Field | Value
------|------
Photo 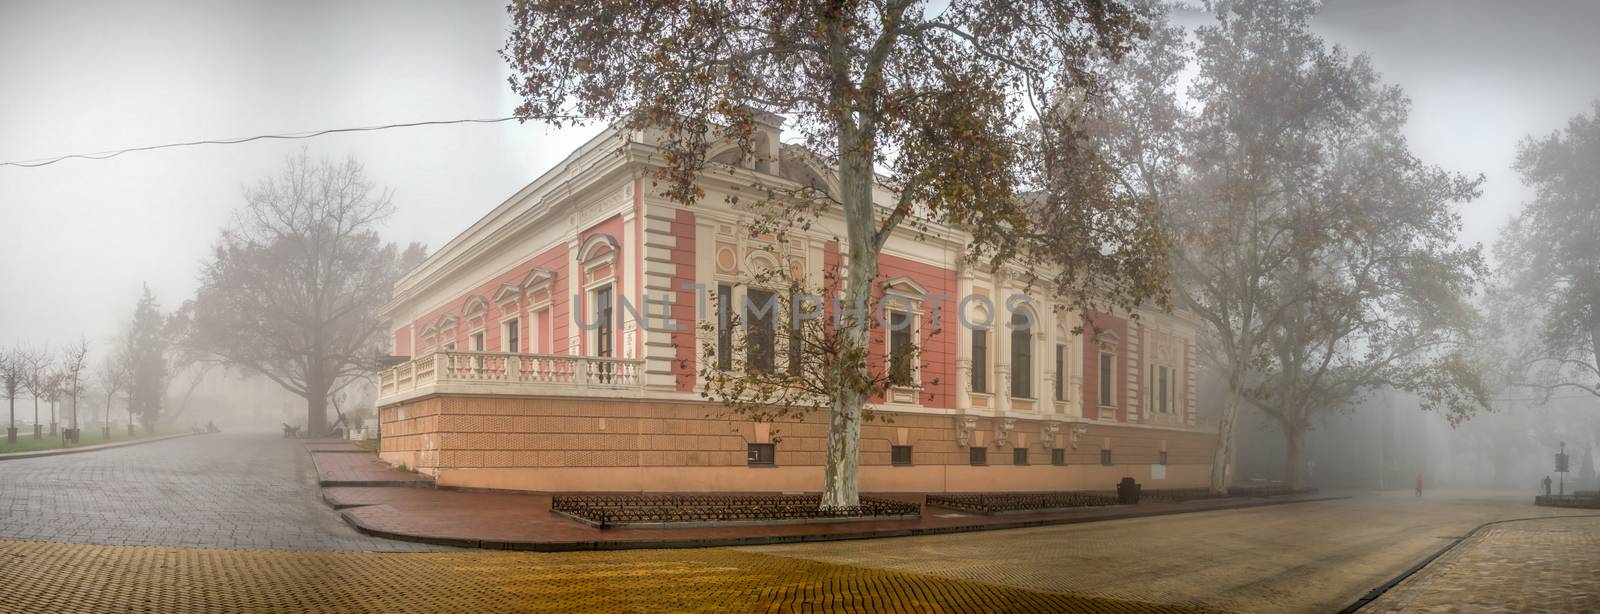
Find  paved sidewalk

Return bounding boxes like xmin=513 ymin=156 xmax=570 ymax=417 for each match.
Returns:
xmin=745 ymin=493 xmax=1597 ymax=613
xmin=0 ymin=433 xmax=441 ymax=551
xmin=1361 ymin=514 xmax=1600 ymax=612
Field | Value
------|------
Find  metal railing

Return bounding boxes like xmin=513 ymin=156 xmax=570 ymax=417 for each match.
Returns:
xmin=926 ymin=492 xmax=1121 ymax=514
xmin=550 ymin=494 xmax=922 ymax=528
xmin=379 ymin=350 xmax=643 ymax=400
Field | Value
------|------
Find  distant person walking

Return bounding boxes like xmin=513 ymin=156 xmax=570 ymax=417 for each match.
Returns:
xmin=1415 ymin=473 xmax=1423 ymax=497
xmin=1543 ymin=475 xmax=1553 ymax=496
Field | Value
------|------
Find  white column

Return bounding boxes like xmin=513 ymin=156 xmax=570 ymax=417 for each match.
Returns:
xmin=954 ymin=264 xmax=973 ymax=411
xmin=993 ymin=274 xmax=1011 ymax=414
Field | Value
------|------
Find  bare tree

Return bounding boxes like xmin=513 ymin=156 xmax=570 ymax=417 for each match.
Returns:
xmin=60 ymin=336 xmax=90 ymax=442
xmin=503 ymin=0 xmax=1167 ymax=507
xmin=1 ymin=347 xmax=24 ymax=444
xmin=95 ymin=350 xmax=129 ymax=439
xmin=23 ymin=347 xmax=52 ymax=439
xmin=189 ymin=152 xmax=421 ymax=436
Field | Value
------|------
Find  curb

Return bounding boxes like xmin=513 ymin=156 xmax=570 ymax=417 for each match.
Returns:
xmin=1336 ymin=512 xmax=1600 ymax=613
xmin=339 ymin=494 xmax=1350 ymax=552
xmin=0 ymin=432 xmax=199 ymax=461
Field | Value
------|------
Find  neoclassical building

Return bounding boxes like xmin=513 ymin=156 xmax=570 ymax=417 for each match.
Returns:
xmin=376 ymin=117 xmax=1217 ymax=493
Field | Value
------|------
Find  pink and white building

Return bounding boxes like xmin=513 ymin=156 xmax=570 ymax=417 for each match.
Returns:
xmin=376 ymin=118 xmax=1217 ymax=493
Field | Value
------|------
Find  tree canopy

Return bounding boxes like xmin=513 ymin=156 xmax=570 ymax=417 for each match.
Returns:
xmin=189 ymin=152 xmax=424 ymax=435
xmin=504 ymin=0 xmax=1170 ymax=506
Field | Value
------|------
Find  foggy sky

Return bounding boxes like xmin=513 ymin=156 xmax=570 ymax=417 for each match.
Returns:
xmin=3 ymin=0 xmax=1599 ymax=353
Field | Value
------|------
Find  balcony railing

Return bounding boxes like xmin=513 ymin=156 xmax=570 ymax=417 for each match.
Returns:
xmin=378 ymin=350 xmax=643 ymax=402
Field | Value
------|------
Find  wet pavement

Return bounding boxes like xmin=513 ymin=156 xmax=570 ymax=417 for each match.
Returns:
xmin=0 ymin=432 xmax=441 ymax=551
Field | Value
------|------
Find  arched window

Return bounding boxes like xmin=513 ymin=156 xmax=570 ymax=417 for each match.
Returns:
xmin=1010 ymin=311 xmax=1033 ymax=399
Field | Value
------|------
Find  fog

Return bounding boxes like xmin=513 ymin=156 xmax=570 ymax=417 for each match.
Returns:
xmin=4 ymin=0 xmax=1600 ymax=488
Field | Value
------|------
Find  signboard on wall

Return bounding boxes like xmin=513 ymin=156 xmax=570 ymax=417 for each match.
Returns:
xmin=1151 ymin=464 xmax=1167 ymax=481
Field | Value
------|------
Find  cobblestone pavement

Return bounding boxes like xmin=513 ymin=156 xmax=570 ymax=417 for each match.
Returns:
xmin=1362 ymin=514 xmax=1600 ymax=613
xmin=742 ymin=493 xmax=1594 ymax=613
xmin=0 ymin=432 xmax=440 ymax=551
xmin=0 ymin=540 xmax=1212 ymax=613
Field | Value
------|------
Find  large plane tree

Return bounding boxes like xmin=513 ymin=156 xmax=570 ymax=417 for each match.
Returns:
xmin=1495 ymin=102 xmax=1600 ymax=401
xmin=1091 ymin=0 xmax=1487 ymax=492
xmin=503 ymin=0 xmax=1170 ymax=507
xmin=190 ymin=152 xmax=422 ymax=436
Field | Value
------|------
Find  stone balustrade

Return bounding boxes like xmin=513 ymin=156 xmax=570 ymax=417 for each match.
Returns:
xmin=378 ymin=350 xmax=644 ymax=404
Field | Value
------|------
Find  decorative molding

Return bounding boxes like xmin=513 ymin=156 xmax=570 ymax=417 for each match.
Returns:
xmin=955 ymin=416 xmax=979 ymax=447
xmin=1068 ymin=424 xmax=1088 ymax=449
xmin=492 ymin=283 xmax=522 ymax=309
xmin=881 ymin=275 xmax=929 ymax=298
xmin=1040 ymin=422 xmax=1061 ymax=449
xmin=993 ymin=418 xmax=1016 ymax=448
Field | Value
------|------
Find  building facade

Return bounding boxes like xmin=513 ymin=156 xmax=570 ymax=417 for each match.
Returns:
xmin=376 ymin=119 xmax=1217 ymax=493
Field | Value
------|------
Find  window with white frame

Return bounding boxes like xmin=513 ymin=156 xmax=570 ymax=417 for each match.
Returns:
xmin=503 ymin=318 xmax=520 ymax=353
xmin=716 ymin=283 xmax=733 ymax=370
xmin=746 ymin=287 xmax=777 ymax=372
xmin=1054 ymin=343 xmax=1068 ymax=402
xmin=1010 ymin=311 xmax=1032 ymax=399
xmin=888 ymin=309 xmax=914 ymax=386
xmin=592 ymin=285 xmax=613 ymax=358
xmin=1098 ymin=349 xmax=1115 ymax=407
xmin=1150 ymin=364 xmax=1178 ymax=414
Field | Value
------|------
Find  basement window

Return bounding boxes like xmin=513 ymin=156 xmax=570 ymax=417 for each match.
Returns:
xmin=969 ymin=447 xmax=988 ymax=466
xmin=891 ymin=445 xmax=913 ymax=466
xmin=746 ymin=443 xmax=775 ymax=467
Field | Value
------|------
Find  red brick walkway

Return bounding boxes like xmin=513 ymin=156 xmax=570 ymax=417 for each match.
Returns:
xmin=327 ymin=481 xmax=1342 ymax=550
xmin=309 ymin=449 xmax=433 ymax=487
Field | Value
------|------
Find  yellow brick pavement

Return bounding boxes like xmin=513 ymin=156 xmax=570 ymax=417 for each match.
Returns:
xmin=0 ymin=540 xmax=1214 ymax=613
xmin=742 ymin=493 xmax=1597 ymax=613
xmin=1361 ymin=515 xmax=1600 ymax=613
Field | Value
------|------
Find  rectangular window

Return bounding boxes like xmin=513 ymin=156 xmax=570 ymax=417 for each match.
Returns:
xmin=1160 ymin=366 xmax=1172 ymax=414
xmin=470 ymin=331 xmax=485 ymax=351
xmin=504 ymin=319 xmax=520 ymax=353
xmin=972 ymin=330 xmax=988 ymax=393
xmin=789 ymin=294 xmax=803 ymax=375
xmin=746 ymin=288 xmax=776 ymax=372
xmin=888 ymin=310 xmax=913 ymax=386
xmin=1054 ymin=344 xmax=1066 ymax=401
xmin=1013 ymin=448 xmax=1029 ymax=466
xmin=593 ymin=286 xmax=613 ymax=383
xmin=1052 ymin=448 xmax=1066 ymax=466
xmin=1099 ymin=351 xmax=1115 ymax=407
xmin=746 ymin=443 xmax=775 ymax=466
xmin=717 ymin=284 xmax=733 ymax=370
xmin=969 ymin=447 xmax=988 ymax=466
xmin=593 ymin=286 xmax=613 ymax=357
xmin=1100 ymin=448 xmax=1113 ymax=466
xmin=891 ymin=445 xmax=913 ymax=466
xmin=1159 ymin=450 xmax=1169 ymax=466
xmin=1011 ymin=313 xmax=1031 ymax=399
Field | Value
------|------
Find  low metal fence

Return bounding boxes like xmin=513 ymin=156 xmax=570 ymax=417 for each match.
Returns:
xmin=926 ymin=492 xmax=1120 ymax=514
xmin=551 ymin=494 xmax=921 ymax=528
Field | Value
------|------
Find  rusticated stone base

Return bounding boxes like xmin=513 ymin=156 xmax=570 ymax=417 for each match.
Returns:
xmin=379 ymin=395 xmax=1218 ymax=494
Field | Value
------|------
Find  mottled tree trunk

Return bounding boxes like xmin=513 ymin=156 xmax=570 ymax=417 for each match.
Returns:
xmin=1209 ymin=370 xmax=1243 ymax=495
xmin=820 ymin=139 xmax=879 ymax=509
xmin=1283 ymin=426 xmax=1306 ymax=491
